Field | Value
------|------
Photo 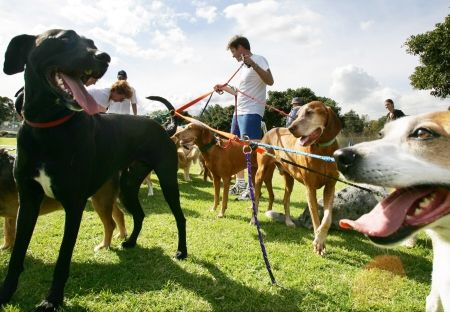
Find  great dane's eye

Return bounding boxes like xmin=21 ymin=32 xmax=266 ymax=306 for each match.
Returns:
xmin=409 ymin=128 xmax=439 ymax=140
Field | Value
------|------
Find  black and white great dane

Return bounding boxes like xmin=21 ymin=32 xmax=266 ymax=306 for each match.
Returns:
xmin=1 ymin=29 xmax=187 ymax=311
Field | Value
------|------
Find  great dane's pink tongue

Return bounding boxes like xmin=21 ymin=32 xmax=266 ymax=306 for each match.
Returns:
xmin=339 ymin=188 xmax=431 ymax=237
xmin=60 ymin=73 xmax=100 ymax=115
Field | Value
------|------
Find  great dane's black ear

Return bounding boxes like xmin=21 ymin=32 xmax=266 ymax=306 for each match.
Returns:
xmin=3 ymin=34 xmax=36 ymax=75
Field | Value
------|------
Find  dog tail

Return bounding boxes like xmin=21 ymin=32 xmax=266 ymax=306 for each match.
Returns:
xmin=146 ymin=96 xmax=178 ymax=137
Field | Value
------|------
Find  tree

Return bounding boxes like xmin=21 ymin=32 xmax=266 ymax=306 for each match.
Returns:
xmin=404 ymin=14 xmax=450 ymax=98
xmin=341 ymin=110 xmax=365 ymax=135
xmin=199 ymin=104 xmax=234 ymax=132
xmin=0 ymin=96 xmax=15 ymax=123
xmin=265 ymin=87 xmax=318 ymax=129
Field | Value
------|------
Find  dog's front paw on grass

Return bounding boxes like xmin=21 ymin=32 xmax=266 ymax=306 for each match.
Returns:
xmin=313 ymin=240 xmax=327 ymax=256
xmin=121 ymin=239 xmax=137 ymax=249
xmin=175 ymin=250 xmax=188 ymax=260
xmin=35 ymin=299 xmax=59 ymax=312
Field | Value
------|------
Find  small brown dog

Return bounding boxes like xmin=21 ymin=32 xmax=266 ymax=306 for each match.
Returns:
xmin=171 ymin=136 xmax=202 ymax=182
xmin=173 ymin=123 xmax=274 ymax=217
xmin=144 ymin=134 xmax=202 ymax=196
xmin=0 ymin=149 xmax=126 ymax=251
xmin=254 ymin=101 xmax=342 ymax=255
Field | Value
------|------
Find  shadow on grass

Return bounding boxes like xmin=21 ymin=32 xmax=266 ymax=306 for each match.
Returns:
xmin=6 ymin=247 xmax=307 ymax=311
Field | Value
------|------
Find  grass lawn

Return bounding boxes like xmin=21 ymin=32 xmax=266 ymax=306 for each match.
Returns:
xmin=0 ymin=142 xmax=432 ymax=311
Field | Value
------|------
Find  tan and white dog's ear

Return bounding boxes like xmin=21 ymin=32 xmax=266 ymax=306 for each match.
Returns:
xmin=322 ymin=106 xmax=342 ymax=140
xmin=4 ymin=34 xmax=36 ymax=75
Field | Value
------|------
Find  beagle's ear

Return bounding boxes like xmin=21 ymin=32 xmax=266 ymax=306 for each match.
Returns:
xmin=3 ymin=34 xmax=36 ymax=75
xmin=325 ymin=106 xmax=342 ymax=138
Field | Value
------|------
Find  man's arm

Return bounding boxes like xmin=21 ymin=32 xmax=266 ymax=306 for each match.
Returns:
xmin=213 ymin=84 xmax=237 ymax=96
xmin=243 ymin=55 xmax=274 ymax=86
xmin=131 ymin=88 xmax=138 ymax=115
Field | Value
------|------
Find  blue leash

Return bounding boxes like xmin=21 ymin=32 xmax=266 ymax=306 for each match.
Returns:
xmin=249 ymin=141 xmax=335 ymax=163
xmin=244 ymin=148 xmax=277 ymax=285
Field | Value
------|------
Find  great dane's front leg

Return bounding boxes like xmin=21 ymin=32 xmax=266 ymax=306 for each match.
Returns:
xmin=36 ymin=200 xmax=86 ymax=310
xmin=0 ymin=181 xmax=43 ymax=305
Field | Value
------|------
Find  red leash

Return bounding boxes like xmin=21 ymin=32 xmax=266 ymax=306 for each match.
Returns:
xmin=175 ymin=63 xmax=245 ymax=114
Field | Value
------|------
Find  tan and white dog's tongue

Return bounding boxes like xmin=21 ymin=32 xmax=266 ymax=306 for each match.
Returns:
xmin=299 ymin=128 xmax=322 ymax=146
xmin=60 ymin=73 xmax=100 ymax=115
xmin=339 ymin=188 xmax=431 ymax=237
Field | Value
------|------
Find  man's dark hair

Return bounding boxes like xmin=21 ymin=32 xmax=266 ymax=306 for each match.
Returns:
xmin=227 ymin=35 xmax=251 ymax=51
xmin=385 ymin=98 xmax=394 ymax=105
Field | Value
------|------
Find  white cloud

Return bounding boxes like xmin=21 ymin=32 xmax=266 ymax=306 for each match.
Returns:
xmin=196 ymin=5 xmax=218 ymax=24
xmin=330 ymin=65 xmax=448 ymax=119
xmin=223 ymin=0 xmax=322 ymax=45
xmin=330 ymin=65 xmax=380 ymax=103
xmin=360 ymin=20 xmax=374 ymax=31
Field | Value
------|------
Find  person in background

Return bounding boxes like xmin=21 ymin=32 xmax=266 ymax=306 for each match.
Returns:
xmin=384 ymin=98 xmax=405 ymax=122
xmin=87 ymin=80 xmax=133 ymax=113
xmin=108 ymin=70 xmax=138 ymax=115
xmin=213 ymin=35 xmax=274 ymax=200
xmin=285 ymin=97 xmax=305 ymax=127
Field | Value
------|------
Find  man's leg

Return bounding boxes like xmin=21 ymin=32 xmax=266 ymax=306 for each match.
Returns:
xmin=229 ymin=116 xmax=247 ymax=195
xmin=236 ymin=114 xmax=262 ymax=200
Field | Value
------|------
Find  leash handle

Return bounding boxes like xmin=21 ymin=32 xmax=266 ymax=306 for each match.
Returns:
xmin=245 ymin=150 xmax=277 ymax=285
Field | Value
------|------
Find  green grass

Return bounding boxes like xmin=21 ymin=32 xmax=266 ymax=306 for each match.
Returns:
xmin=0 ymin=143 xmax=432 ymax=311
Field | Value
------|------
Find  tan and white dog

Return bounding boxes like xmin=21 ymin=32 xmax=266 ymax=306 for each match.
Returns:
xmin=334 ymin=111 xmax=450 ymax=312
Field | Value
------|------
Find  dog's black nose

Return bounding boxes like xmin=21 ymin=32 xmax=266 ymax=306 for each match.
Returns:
xmin=94 ymin=51 xmax=111 ymax=63
xmin=288 ymin=125 xmax=297 ymax=133
xmin=333 ymin=148 xmax=358 ymax=174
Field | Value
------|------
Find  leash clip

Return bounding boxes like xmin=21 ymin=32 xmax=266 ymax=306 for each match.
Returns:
xmin=242 ymin=135 xmax=252 ymax=154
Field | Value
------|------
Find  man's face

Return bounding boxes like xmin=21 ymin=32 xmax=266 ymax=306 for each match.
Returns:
xmin=385 ymin=102 xmax=394 ymax=111
xmin=117 ymin=75 xmax=127 ymax=81
xmin=110 ymin=91 xmax=126 ymax=102
xmin=230 ymin=45 xmax=245 ymax=62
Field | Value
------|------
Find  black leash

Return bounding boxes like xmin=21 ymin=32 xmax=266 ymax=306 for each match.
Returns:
xmin=278 ymin=157 xmax=383 ymax=196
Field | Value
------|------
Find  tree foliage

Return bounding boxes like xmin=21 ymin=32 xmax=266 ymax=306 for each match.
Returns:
xmin=404 ymin=14 xmax=450 ymax=98
xmin=0 ymin=97 xmax=15 ymax=123
xmin=198 ymin=104 xmax=235 ymax=132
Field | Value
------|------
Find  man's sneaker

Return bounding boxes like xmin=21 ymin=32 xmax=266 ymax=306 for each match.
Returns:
xmin=236 ymin=186 xmax=251 ymax=201
xmin=229 ymin=182 xmax=247 ymax=195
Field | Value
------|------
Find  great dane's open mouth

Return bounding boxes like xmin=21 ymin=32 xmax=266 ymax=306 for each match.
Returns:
xmin=340 ymin=185 xmax=450 ymax=244
xmin=51 ymin=71 xmax=100 ymax=114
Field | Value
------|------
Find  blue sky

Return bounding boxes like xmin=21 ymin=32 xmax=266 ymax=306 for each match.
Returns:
xmin=0 ymin=0 xmax=448 ymax=118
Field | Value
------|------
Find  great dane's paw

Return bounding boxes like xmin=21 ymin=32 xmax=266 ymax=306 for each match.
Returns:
xmin=175 ymin=250 xmax=188 ymax=260
xmin=35 ymin=299 xmax=60 ymax=312
xmin=0 ymin=283 xmax=17 ymax=305
xmin=121 ymin=239 xmax=136 ymax=249
xmin=217 ymin=212 xmax=224 ymax=218
xmin=209 ymin=206 xmax=216 ymax=212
